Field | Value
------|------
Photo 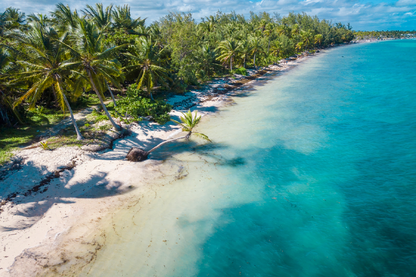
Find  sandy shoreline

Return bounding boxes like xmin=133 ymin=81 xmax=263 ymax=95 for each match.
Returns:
xmin=0 ymin=51 xmax=323 ymax=276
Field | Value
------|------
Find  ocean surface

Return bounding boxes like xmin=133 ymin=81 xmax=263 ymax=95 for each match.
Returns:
xmin=83 ymin=40 xmax=416 ymax=276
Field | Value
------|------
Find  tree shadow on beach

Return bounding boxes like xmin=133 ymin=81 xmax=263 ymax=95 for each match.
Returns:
xmin=0 ymin=164 xmax=134 ymax=232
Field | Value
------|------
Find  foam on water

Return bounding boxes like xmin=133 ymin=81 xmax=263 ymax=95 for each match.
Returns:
xmin=82 ymin=40 xmax=416 ymax=276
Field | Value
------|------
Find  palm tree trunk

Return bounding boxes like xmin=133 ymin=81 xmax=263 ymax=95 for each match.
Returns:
xmin=244 ymin=55 xmax=246 ymax=68
xmin=147 ymin=132 xmax=191 ymax=154
xmin=0 ymin=90 xmax=11 ymax=126
xmin=0 ymin=89 xmax=23 ymax=124
xmin=254 ymin=53 xmax=256 ymax=69
xmin=87 ymin=70 xmax=121 ymax=131
xmin=149 ymin=87 xmax=154 ymax=101
xmin=62 ymin=92 xmax=83 ymax=140
xmin=105 ymin=80 xmax=117 ymax=107
xmin=0 ymin=104 xmax=11 ymax=126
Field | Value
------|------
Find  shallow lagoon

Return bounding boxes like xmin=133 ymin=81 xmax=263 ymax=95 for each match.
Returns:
xmin=83 ymin=40 xmax=416 ymax=276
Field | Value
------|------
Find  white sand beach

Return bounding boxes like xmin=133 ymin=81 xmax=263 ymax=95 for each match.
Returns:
xmin=0 ymin=57 xmax=310 ymax=276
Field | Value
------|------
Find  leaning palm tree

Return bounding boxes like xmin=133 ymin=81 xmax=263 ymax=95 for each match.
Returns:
xmin=126 ymin=110 xmax=211 ymax=161
xmin=12 ymin=25 xmax=83 ymax=139
xmin=60 ymin=18 xmax=123 ymax=131
xmin=216 ymin=39 xmax=241 ymax=71
xmin=123 ymin=38 xmax=169 ymax=100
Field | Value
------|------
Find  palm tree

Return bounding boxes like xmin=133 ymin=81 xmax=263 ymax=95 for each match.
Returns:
xmin=112 ymin=5 xmax=146 ymax=35
xmin=314 ymin=34 xmax=323 ymax=46
xmin=291 ymin=24 xmax=300 ymax=37
xmin=82 ymin=3 xmax=113 ymax=31
xmin=61 ymin=18 xmax=123 ymax=131
xmin=26 ymin=14 xmax=48 ymax=28
xmin=50 ymin=3 xmax=79 ymax=33
xmin=196 ymin=45 xmax=221 ymax=78
xmin=301 ymin=30 xmax=313 ymax=50
xmin=250 ymin=36 xmax=263 ymax=69
xmin=295 ymin=41 xmax=304 ymax=52
xmin=279 ymin=34 xmax=294 ymax=57
xmin=123 ymin=38 xmax=169 ymax=100
xmin=270 ymin=40 xmax=281 ymax=59
xmin=0 ymin=8 xmax=25 ymax=35
xmin=216 ymin=39 xmax=241 ymax=71
xmin=239 ymin=39 xmax=253 ymax=68
xmin=12 ymin=25 xmax=83 ymax=139
xmin=0 ymin=10 xmax=7 ymax=35
xmin=0 ymin=48 xmax=22 ymax=125
xmin=126 ymin=110 xmax=210 ymax=161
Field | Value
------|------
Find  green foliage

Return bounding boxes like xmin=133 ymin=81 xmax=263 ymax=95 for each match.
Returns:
xmin=232 ymin=67 xmax=247 ymax=76
xmin=89 ymin=109 xmax=109 ymax=123
xmin=25 ymin=107 xmax=67 ymax=125
xmin=115 ymin=84 xmax=172 ymax=124
xmin=353 ymin=30 xmax=415 ymax=40
xmin=0 ymin=125 xmax=51 ymax=165
xmin=172 ymin=110 xmax=211 ymax=142
xmin=2 ymin=3 xmax=414 ymax=152
xmin=40 ymin=141 xmax=49 ymax=150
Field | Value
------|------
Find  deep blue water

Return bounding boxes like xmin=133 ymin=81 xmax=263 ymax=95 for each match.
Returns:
xmin=86 ymin=40 xmax=416 ymax=276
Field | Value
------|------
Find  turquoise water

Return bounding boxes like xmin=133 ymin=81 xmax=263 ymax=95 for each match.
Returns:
xmin=84 ymin=40 xmax=416 ymax=276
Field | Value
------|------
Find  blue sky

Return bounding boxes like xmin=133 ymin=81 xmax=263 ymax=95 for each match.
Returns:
xmin=1 ymin=0 xmax=415 ymax=30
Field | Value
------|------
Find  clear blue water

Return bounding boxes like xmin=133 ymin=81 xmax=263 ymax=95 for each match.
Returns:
xmin=85 ymin=40 xmax=416 ymax=276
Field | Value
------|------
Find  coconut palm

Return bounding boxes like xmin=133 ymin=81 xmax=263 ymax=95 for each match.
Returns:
xmin=250 ymin=36 xmax=263 ymax=69
xmin=314 ymin=34 xmax=323 ymax=46
xmin=216 ymin=39 xmax=241 ymax=71
xmin=196 ymin=45 xmax=221 ymax=78
xmin=60 ymin=18 xmax=123 ymax=130
xmin=123 ymin=38 xmax=169 ymax=100
xmin=171 ymin=110 xmax=210 ymax=142
xmin=50 ymin=3 xmax=79 ymax=33
xmin=0 ymin=10 xmax=7 ymax=35
xmin=26 ymin=14 xmax=51 ymax=28
xmin=301 ymin=30 xmax=314 ymax=49
xmin=239 ymin=39 xmax=253 ymax=68
xmin=270 ymin=40 xmax=281 ymax=59
xmin=295 ymin=41 xmax=304 ymax=52
xmin=82 ymin=3 xmax=113 ymax=31
xmin=0 ymin=8 xmax=25 ymax=35
xmin=126 ymin=110 xmax=210 ymax=161
xmin=0 ymin=48 xmax=22 ymax=125
xmin=291 ymin=24 xmax=300 ymax=37
xmin=112 ymin=5 xmax=146 ymax=35
xmin=3 ymin=8 xmax=25 ymax=31
xmin=12 ymin=25 xmax=83 ymax=139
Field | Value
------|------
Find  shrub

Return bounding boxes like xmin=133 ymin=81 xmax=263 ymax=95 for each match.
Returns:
xmin=90 ymin=109 xmax=108 ymax=123
xmin=115 ymin=85 xmax=172 ymax=125
xmin=233 ymin=67 xmax=247 ymax=76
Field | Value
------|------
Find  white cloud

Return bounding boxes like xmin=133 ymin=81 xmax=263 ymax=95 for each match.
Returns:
xmin=1 ymin=0 xmax=415 ymax=30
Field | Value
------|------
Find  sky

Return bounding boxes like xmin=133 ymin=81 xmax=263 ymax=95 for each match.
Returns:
xmin=1 ymin=0 xmax=416 ymax=31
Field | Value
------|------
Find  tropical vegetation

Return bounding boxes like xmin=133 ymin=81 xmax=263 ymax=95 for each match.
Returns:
xmin=3 ymin=3 xmax=411 ymax=163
